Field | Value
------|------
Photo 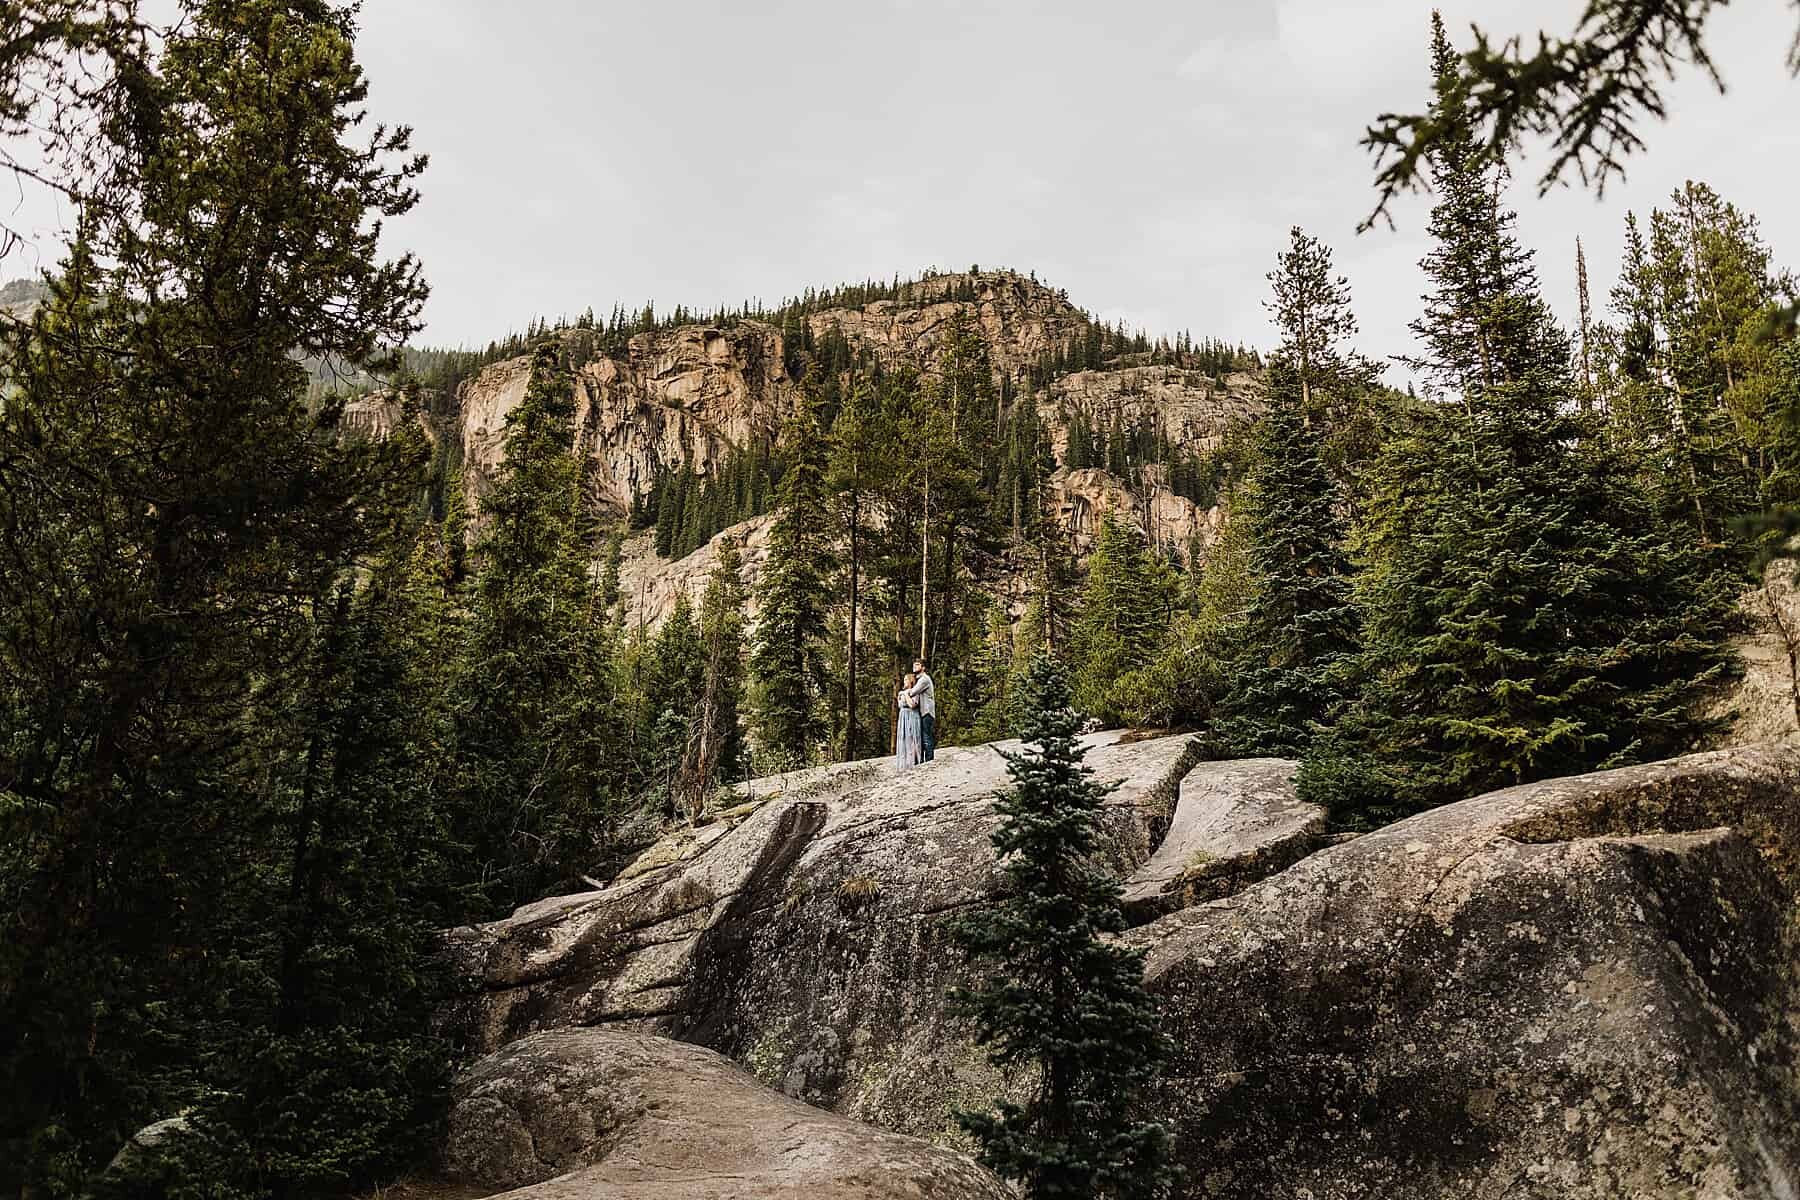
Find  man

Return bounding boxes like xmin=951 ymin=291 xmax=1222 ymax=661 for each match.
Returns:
xmin=905 ymin=658 xmax=936 ymax=761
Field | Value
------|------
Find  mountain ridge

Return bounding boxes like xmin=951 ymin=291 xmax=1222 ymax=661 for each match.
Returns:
xmin=349 ymin=268 xmax=1267 ymax=627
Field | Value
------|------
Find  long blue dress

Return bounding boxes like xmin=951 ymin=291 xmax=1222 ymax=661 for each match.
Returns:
xmin=895 ymin=692 xmax=923 ymax=769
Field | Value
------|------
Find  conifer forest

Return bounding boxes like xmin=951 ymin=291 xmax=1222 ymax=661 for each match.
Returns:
xmin=3 ymin=3 xmax=1800 ymax=1199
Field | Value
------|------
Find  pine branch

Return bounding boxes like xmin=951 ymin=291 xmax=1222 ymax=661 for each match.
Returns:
xmin=1360 ymin=0 xmax=1782 ymax=232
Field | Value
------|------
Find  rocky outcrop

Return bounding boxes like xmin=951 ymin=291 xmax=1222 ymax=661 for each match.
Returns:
xmin=1044 ymin=365 xmax=1263 ymax=460
xmin=439 ymin=736 xmax=1800 ymax=1196
xmin=0 ymin=276 xmax=48 ymax=320
xmin=457 ymin=322 xmax=793 ymax=513
xmin=806 ymin=271 xmax=1088 ymax=377
xmin=103 ymin=1115 xmax=195 ymax=1179
xmin=1717 ymin=560 xmax=1800 ymax=745
xmin=1135 ymin=741 xmax=1800 ymax=1200
xmin=1056 ymin=466 xmax=1219 ymax=562
xmin=1120 ymin=757 xmax=1321 ymax=920
xmin=340 ymin=390 xmax=424 ymax=441
xmin=614 ymin=516 xmax=773 ymax=631
xmin=439 ymin=1029 xmax=1007 ymax=1200
xmin=440 ymin=731 xmax=1202 ymax=1140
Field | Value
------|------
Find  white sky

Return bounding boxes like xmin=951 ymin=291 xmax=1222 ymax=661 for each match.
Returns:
xmin=6 ymin=1 xmax=1797 ymax=378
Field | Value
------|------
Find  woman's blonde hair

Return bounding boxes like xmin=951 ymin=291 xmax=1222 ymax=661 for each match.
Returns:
xmin=903 ymin=672 xmax=917 ymax=688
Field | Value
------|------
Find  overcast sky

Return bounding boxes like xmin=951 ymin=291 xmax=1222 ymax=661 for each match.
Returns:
xmin=9 ymin=1 xmax=1799 ymax=376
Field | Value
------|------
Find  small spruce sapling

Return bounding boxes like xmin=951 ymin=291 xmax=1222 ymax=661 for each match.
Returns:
xmin=950 ymin=656 xmax=1173 ymax=1200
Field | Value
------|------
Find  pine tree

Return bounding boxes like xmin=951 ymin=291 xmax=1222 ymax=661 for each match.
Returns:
xmin=598 ymin=526 xmax=625 ymax=614
xmin=1216 ymin=230 xmax=1364 ymax=756
xmin=222 ymin=567 xmax=453 ymax=1197
xmin=1305 ymin=17 xmax=1736 ymax=823
xmin=442 ymin=464 xmax=471 ymax=587
xmin=0 ymin=2 xmax=440 ymax=1193
xmin=1266 ymin=225 xmax=1356 ymax=427
xmin=1606 ymin=181 xmax=1785 ymax=548
xmin=1598 ymin=208 xmax=1734 ymax=544
xmin=643 ymin=592 xmax=705 ymax=810
xmin=998 ymin=388 xmax=1046 ymax=543
xmin=1576 ymin=236 xmax=1596 ymax=409
xmin=452 ymin=340 xmax=618 ymax=907
xmin=1029 ymin=467 xmax=1080 ymax=657
xmin=1216 ymin=382 xmax=1359 ymax=756
xmin=676 ymin=537 xmax=748 ymax=818
xmin=911 ymin=317 xmax=993 ymax=666
xmin=827 ymin=380 xmax=880 ymax=760
xmin=969 ymin=600 xmax=1018 ymax=742
xmin=1069 ymin=514 xmax=1167 ymax=725
xmin=750 ymin=389 xmax=834 ymax=768
xmin=951 ymin=656 xmax=1172 ymax=1200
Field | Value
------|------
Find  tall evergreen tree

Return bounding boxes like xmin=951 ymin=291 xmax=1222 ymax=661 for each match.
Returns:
xmin=1576 ymin=235 xmax=1597 ymax=409
xmin=1264 ymin=226 xmax=1357 ymax=424
xmin=441 ymin=464 xmax=471 ymax=587
xmin=642 ymin=592 xmax=705 ymax=810
xmin=1069 ymin=514 xmax=1168 ymax=725
xmin=951 ymin=656 xmax=1172 ymax=1200
xmin=1306 ymin=16 xmax=1736 ymax=823
xmin=750 ymin=388 xmax=834 ymax=768
xmin=827 ymin=380 xmax=880 ymax=760
xmin=968 ymin=600 xmax=1019 ymax=742
xmin=0 ymin=1 xmax=440 ymax=1194
xmin=911 ymin=315 xmax=994 ymax=668
xmin=1029 ymin=448 xmax=1081 ymax=659
xmin=452 ymin=340 xmax=618 ymax=908
xmin=676 ymin=537 xmax=748 ymax=818
xmin=208 ymin=564 xmax=453 ymax=1198
xmin=1216 ymin=382 xmax=1359 ymax=755
xmin=598 ymin=526 xmax=625 ymax=614
xmin=1595 ymin=181 xmax=1791 ymax=549
xmin=1216 ymin=230 xmax=1364 ymax=756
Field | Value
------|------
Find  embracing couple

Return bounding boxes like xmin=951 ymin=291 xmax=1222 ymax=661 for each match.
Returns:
xmin=894 ymin=658 xmax=935 ymax=770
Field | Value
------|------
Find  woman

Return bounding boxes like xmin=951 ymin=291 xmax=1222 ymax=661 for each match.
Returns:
xmin=895 ymin=672 xmax=923 ymax=769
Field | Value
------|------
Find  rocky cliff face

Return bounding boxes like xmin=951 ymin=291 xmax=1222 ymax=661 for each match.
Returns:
xmin=1045 ymin=365 xmax=1262 ymax=460
xmin=804 ymin=270 xmax=1087 ymax=377
xmin=454 ymin=321 xmax=794 ymax=513
xmin=0 ymin=277 xmax=47 ymax=321
xmin=437 ymin=736 xmax=1800 ymax=1199
xmin=340 ymin=390 xmax=425 ymax=442
xmin=438 ymin=271 xmax=1255 ymax=602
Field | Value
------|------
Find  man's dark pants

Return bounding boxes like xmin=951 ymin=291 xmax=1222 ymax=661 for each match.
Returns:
xmin=921 ymin=714 xmax=935 ymax=761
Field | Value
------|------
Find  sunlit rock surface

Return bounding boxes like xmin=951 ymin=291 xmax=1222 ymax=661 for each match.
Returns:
xmin=438 ymin=1029 xmax=1008 ymax=1200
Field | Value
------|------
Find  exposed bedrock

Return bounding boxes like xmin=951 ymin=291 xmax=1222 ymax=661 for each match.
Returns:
xmin=438 ymin=1028 xmax=1008 ymax=1200
xmin=1121 ymin=756 xmax=1323 ymax=920
xmin=440 ymin=731 xmax=1203 ymax=1139
xmin=439 ymin=737 xmax=1800 ymax=1198
xmin=1135 ymin=741 xmax=1800 ymax=1199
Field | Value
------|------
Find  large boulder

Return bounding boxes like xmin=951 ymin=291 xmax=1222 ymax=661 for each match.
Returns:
xmin=1134 ymin=741 xmax=1800 ymax=1199
xmin=441 ymin=1028 xmax=1008 ymax=1200
xmin=440 ymin=731 xmax=1203 ymax=1140
xmin=1121 ymin=756 xmax=1319 ymax=920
